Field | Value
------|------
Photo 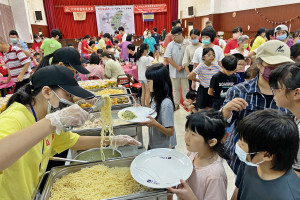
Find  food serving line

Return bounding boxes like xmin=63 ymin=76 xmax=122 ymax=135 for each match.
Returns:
xmin=33 ymin=79 xmax=193 ymax=200
xmin=34 ymin=79 xmax=170 ymax=200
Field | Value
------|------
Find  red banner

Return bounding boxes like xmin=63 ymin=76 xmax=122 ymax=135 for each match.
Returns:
xmin=64 ymin=6 xmax=95 ymax=13
xmin=134 ymin=4 xmax=167 ymax=13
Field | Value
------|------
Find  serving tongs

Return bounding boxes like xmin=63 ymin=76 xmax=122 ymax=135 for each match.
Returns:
xmin=63 ymin=97 xmax=106 ymax=132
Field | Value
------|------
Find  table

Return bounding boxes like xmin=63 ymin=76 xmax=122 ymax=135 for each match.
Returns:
xmin=0 ymin=77 xmax=15 ymax=96
xmin=121 ymin=64 xmax=139 ymax=81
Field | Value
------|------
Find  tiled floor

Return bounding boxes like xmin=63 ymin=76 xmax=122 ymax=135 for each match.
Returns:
xmin=142 ymin=106 xmax=235 ymax=200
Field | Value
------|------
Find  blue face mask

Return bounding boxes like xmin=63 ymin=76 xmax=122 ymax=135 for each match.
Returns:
xmin=10 ymin=38 xmax=18 ymax=44
xmin=190 ymin=39 xmax=199 ymax=45
xmin=297 ymin=40 xmax=300 ymax=43
xmin=235 ymin=143 xmax=264 ymax=167
xmin=202 ymin=39 xmax=210 ymax=45
xmin=276 ymin=34 xmax=287 ymax=41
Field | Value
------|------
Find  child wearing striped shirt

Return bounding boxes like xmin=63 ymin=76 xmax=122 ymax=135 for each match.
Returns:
xmin=188 ymin=47 xmax=221 ymax=109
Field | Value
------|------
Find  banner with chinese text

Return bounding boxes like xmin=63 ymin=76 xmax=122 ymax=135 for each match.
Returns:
xmin=134 ymin=4 xmax=167 ymax=13
xmin=64 ymin=6 xmax=94 ymax=13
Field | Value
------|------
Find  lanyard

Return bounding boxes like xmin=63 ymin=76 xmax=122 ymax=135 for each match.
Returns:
xmin=29 ymin=104 xmax=44 ymax=156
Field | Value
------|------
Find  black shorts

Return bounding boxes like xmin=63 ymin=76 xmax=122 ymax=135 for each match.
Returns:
xmin=196 ymin=85 xmax=213 ymax=109
xmin=212 ymin=98 xmax=225 ymax=110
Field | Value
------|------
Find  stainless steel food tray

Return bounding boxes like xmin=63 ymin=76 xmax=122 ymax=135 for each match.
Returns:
xmin=73 ymin=110 xmax=141 ymax=135
xmin=34 ymin=157 xmax=168 ymax=200
xmin=82 ymin=95 xmax=133 ymax=112
xmin=91 ymin=87 xmax=130 ymax=97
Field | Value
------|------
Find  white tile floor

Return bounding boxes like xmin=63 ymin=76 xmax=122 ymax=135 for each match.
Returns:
xmin=142 ymin=106 xmax=235 ymax=200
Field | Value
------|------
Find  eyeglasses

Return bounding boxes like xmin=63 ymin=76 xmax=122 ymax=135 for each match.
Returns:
xmin=270 ymin=87 xmax=294 ymax=95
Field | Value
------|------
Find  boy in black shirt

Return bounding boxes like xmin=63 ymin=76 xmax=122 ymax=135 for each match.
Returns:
xmin=208 ymin=55 xmax=237 ymax=110
xmin=152 ymin=27 xmax=161 ymax=61
xmin=127 ymin=44 xmax=137 ymax=63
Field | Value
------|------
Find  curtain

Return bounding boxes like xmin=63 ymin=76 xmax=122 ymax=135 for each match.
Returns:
xmin=45 ymin=0 xmax=175 ymax=39
xmin=43 ymin=0 xmax=57 ymax=34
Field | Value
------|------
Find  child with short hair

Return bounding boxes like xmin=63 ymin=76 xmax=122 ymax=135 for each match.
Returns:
xmin=232 ymin=53 xmax=245 ymax=82
xmin=169 ymin=110 xmax=229 ymax=200
xmin=187 ymin=48 xmax=221 ymax=110
xmin=106 ymin=45 xmax=120 ymax=60
xmin=208 ymin=55 xmax=238 ymax=110
xmin=235 ymin=109 xmax=300 ymax=200
xmin=243 ymin=65 xmax=260 ymax=81
xmin=183 ymin=91 xmax=197 ymax=114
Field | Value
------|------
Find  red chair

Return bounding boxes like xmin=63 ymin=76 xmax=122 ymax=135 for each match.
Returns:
xmin=117 ymin=74 xmax=142 ymax=100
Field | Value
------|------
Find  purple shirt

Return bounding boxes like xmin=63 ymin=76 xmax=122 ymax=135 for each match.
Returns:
xmin=286 ymin=38 xmax=294 ymax=48
xmin=118 ymin=41 xmax=131 ymax=61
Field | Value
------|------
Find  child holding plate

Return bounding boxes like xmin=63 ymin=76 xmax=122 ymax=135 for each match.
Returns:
xmin=169 ymin=110 xmax=229 ymax=200
xmin=140 ymin=64 xmax=176 ymax=149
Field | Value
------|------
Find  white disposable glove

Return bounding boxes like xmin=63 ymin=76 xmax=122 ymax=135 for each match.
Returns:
xmin=110 ymin=135 xmax=141 ymax=148
xmin=45 ymin=104 xmax=89 ymax=134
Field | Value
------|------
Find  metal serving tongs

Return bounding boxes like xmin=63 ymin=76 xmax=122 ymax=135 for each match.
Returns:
xmin=63 ymin=97 xmax=106 ymax=132
xmin=50 ymin=157 xmax=88 ymax=163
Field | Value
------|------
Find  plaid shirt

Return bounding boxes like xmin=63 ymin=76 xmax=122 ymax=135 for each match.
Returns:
xmin=223 ymin=76 xmax=289 ymax=174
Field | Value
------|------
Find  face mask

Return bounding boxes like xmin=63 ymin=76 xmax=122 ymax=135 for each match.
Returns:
xmin=276 ymin=34 xmax=287 ymax=41
xmin=148 ymin=34 xmax=151 ymax=38
xmin=132 ymin=39 xmax=134 ymax=42
xmin=102 ymin=59 xmax=107 ymax=64
xmin=202 ymin=39 xmax=210 ymax=45
xmin=233 ymin=33 xmax=240 ymax=40
xmin=235 ymin=143 xmax=264 ymax=167
xmin=262 ymin=66 xmax=274 ymax=82
xmin=10 ymin=38 xmax=18 ymax=44
xmin=190 ymin=39 xmax=199 ymax=45
xmin=243 ymin=44 xmax=248 ymax=49
xmin=35 ymin=39 xmax=41 ymax=43
xmin=47 ymin=91 xmax=73 ymax=113
xmin=297 ymin=40 xmax=300 ymax=43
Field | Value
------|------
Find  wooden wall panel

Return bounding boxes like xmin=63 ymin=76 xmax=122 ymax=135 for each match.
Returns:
xmin=182 ymin=3 xmax=300 ymax=39
xmin=31 ymin=25 xmax=50 ymax=38
xmin=0 ymin=4 xmax=15 ymax=42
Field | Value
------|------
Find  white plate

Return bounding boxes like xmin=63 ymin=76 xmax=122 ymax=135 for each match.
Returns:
xmin=130 ymin=148 xmax=193 ymax=189
xmin=117 ymin=106 xmax=157 ymax=123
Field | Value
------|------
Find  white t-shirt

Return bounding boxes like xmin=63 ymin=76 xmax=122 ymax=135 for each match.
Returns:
xmin=230 ymin=48 xmax=249 ymax=57
xmin=137 ymin=56 xmax=154 ymax=81
xmin=192 ymin=45 xmax=224 ymax=66
xmin=122 ymin=33 xmax=128 ymax=43
xmin=219 ymin=39 xmax=227 ymax=48
xmin=109 ymin=48 xmax=120 ymax=59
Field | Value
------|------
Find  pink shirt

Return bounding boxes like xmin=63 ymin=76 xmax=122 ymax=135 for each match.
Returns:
xmin=85 ymin=64 xmax=105 ymax=79
xmin=185 ymin=152 xmax=227 ymax=200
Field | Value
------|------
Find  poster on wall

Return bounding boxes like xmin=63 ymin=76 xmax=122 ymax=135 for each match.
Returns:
xmin=95 ymin=5 xmax=135 ymax=35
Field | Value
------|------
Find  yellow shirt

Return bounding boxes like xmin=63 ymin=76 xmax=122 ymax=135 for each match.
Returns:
xmin=250 ymin=36 xmax=266 ymax=51
xmin=97 ymin=39 xmax=106 ymax=50
xmin=0 ymin=102 xmax=80 ymax=200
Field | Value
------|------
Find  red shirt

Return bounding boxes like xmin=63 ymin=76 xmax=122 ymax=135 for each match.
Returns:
xmin=163 ymin=33 xmax=173 ymax=48
xmin=115 ymin=34 xmax=122 ymax=41
xmin=32 ymin=42 xmax=42 ymax=53
xmin=81 ymin=40 xmax=89 ymax=54
xmin=224 ymin=39 xmax=238 ymax=54
xmin=0 ymin=52 xmax=7 ymax=75
xmin=105 ymin=40 xmax=113 ymax=47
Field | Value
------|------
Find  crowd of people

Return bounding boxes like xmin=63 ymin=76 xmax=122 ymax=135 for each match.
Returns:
xmin=0 ymin=16 xmax=300 ymax=200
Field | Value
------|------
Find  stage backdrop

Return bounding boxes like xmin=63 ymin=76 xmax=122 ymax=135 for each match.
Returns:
xmin=43 ymin=0 xmax=178 ymax=39
xmin=95 ymin=5 xmax=135 ymax=35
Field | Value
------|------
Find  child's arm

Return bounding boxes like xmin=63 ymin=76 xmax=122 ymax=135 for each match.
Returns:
xmin=187 ymin=71 xmax=200 ymax=82
xmin=208 ymin=88 xmax=214 ymax=96
xmin=140 ymin=116 xmax=174 ymax=136
xmin=167 ymin=179 xmax=198 ymax=200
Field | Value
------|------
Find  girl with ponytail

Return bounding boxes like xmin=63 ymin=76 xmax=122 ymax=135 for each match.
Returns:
xmin=170 ymin=110 xmax=229 ymax=200
xmin=250 ymin=27 xmax=266 ymax=50
xmin=136 ymin=43 xmax=154 ymax=107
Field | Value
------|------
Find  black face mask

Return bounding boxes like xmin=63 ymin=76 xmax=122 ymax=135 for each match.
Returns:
xmin=47 ymin=98 xmax=74 ymax=113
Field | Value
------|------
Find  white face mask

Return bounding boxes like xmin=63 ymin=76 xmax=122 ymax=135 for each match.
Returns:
xmin=102 ymin=59 xmax=107 ymax=64
xmin=35 ymin=39 xmax=41 ymax=43
xmin=148 ymin=34 xmax=151 ymax=37
xmin=235 ymin=143 xmax=264 ymax=167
